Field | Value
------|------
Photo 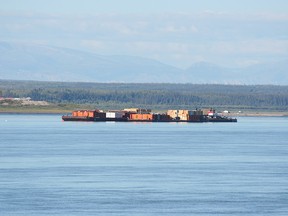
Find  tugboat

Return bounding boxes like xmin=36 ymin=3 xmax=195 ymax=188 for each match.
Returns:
xmin=204 ymin=109 xmax=237 ymax=122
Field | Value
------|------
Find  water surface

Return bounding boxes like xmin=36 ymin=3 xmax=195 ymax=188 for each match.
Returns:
xmin=1 ymin=115 xmax=288 ymax=215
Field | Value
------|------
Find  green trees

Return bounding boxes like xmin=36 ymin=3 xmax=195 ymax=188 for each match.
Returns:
xmin=0 ymin=80 xmax=288 ymax=111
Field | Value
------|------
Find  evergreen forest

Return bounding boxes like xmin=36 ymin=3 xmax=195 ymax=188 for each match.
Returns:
xmin=1 ymin=80 xmax=288 ymax=111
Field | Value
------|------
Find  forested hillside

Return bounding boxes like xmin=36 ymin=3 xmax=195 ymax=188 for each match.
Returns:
xmin=1 ymin=80 xmax=288 ymax=111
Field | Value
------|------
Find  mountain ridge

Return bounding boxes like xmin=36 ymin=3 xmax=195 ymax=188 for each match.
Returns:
xmin=0 ymin=41 xmax=287 ymax=84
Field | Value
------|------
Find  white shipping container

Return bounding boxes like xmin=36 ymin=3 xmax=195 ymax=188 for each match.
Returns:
xmin=106 ymin=112 xmax=115 ymax=118
xmin=106 ymin=112 xmax=123 ymax=118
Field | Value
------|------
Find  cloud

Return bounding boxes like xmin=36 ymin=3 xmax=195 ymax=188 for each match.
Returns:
xmin=0 ymin=12 xmax=287 ymax=67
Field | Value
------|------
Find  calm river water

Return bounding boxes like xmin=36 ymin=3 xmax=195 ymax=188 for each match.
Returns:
xmin=0 ymin=114 xmax=288 ymax=215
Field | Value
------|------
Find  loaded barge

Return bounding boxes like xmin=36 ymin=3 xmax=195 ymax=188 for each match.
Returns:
xmin=62 ymin=108 xmax=237 ymax=123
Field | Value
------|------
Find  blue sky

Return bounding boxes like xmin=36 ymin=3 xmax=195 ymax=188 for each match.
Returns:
xmin=1 ymin=0 xmax=287 ymax=68
xmin=2 ymin=0 xmax=288 ymax=14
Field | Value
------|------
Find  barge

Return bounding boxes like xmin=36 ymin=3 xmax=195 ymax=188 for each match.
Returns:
xmin=62 ymin=108 xmax=237 ymax=123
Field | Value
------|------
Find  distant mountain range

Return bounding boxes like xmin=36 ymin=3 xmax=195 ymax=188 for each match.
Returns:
xmin=0 ymin=41 xmax=287 ymax=84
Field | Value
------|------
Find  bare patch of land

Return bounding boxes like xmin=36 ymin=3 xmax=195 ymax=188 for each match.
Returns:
xmin=0 ymin=98 xmax=84 ymax=114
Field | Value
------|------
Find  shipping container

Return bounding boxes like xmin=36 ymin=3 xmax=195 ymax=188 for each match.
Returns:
xmin=124 ymin=108 xmax=151 ymax=114
xmin=130 ymin=113 xmax=153 ymax=120
xmin=123 ymin=108 xmax=139 ymax=113
xmin=72 ymin=110 xmax=102 ymax=118
xmin=106 ymin=112 xmax=123 ymax=119
xmin=153 ymin=114 xmax=171 ymax=121
xmin=188 ymin=115 xmax=201 ymax=122
xmin=72 ymin=110 xmax=87 ymax=117
xmin=95 ymin=112 xmax=106 ymax=118
xmin=189 ymin=110 xmax=203 ymax=116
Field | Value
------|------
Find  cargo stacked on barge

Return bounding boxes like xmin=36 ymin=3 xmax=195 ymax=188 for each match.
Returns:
xmin=62 ymin=108 xmax=237 ymax=122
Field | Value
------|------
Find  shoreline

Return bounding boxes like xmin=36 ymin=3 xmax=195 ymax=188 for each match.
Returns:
xmin=1 ymin=110 xmax=288 ymax=117
xmin=226 ymin=112 xmax=288 ymax=117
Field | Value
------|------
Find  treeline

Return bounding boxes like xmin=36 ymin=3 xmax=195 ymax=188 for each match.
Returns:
xmin=1 ymin=80 xmax=288 ymax=110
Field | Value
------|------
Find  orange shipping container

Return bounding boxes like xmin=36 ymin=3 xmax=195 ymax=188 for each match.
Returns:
xmin=130 ymin=113 xmax=153 ymax=120
xmin=72 ymin=110 xmax=96 ymax=118
xmin=80 ymin=111 xmax=86 ymax=117
xmin=88 ymin=111 xmax=95 ymax=118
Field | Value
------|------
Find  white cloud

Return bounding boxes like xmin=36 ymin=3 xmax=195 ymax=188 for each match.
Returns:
xmin=0 ymin=12 xmax=287 ymax=68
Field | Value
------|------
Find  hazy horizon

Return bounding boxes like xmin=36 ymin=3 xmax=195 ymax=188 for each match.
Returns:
xmin=1 ymin=0 xmax=287 ymax=69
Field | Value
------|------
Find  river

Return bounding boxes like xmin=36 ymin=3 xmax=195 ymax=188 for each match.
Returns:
xmin=1 ymin=114 xmax=287 ymax=215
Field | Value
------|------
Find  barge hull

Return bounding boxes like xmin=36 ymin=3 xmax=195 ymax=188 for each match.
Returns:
xmin=62 ymin=116 xmax=237 ymax=123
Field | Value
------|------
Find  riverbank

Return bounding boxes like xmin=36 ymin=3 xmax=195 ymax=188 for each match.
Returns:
xmin=0 ymin=105 xmax=78 ymax=114
xmin=1 ymin=107 xmax=288 ymax=117
xmin=226 ymin=112 xmax=288 ymax=117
